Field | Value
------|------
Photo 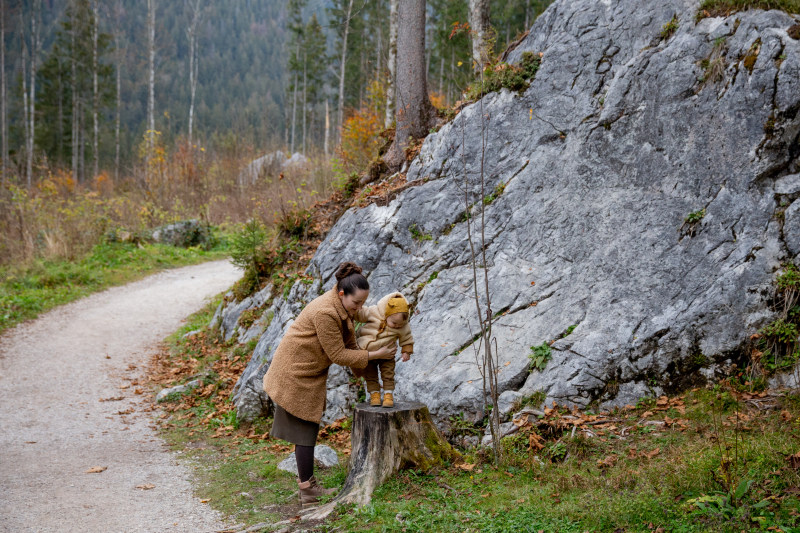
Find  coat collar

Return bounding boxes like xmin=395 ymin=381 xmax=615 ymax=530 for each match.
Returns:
xmin=328 ymin=287 xmax=349 ymax=321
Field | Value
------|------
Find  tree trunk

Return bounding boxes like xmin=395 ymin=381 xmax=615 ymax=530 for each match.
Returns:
xmin=147 ymin=0 xmax=156 ymax=180
xmin=187 ymin=0 xmax=202 ymax=149
xmin=115 ymin=48 xmax=121 ymax=181
xmin=384 ymin=0 xmax=397 ymax=129
xmin=92 ymin=0 xmax=99 ymax=180
xmin=302 ymin=51 xmax=307 ymax=155
xmin=21 ymin=31 xmax=28 ymax=185
xmin=71 ymin=16 xmax=78 ymax=183
xmin=384 ymin=0 xmax=436 ymax=172
xmin=1 ymin=0 xmax=6 ymax=183
xmin=27 ymin=1 xmax=40 ymax=187
xmin=324 ymin=99 xmax=329 ymax=158
xmin=337 ymin=0 xmax=353 ymax=144
xmin=468 ymin=0 xmax=491 ymax=71
xmin=303 ymin=402 xmax=459 ymax=520
xmin=290 ymin=70 xmax=297 ymax=154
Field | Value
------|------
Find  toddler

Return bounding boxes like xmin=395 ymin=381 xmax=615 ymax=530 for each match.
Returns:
xmin=354 ymin=292 xmax=414 ymax=408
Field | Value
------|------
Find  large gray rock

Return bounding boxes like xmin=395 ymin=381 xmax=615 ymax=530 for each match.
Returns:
xmin=210 ymin=284 xmax=274 ymax=343
xmin=230 ymin=0 xmax=800 ymax=427
xmin=150 ymin=220 xmax=211 ymax=248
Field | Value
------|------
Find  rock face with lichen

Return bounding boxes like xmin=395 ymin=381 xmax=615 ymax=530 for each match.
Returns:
xmin=228 ymin=0 xmax=800 ymax=428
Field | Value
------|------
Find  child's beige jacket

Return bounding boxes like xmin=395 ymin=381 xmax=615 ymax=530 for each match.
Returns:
xmin=355 ymin=291 xmax=414 ymax=354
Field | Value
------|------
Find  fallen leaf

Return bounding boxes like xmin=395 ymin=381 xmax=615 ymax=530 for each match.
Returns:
xmin=99 ymin=396 xmax=124 ymax=402
xmin=134 ymin=388 xmax=144 ymax=395
xmin=789 ymin=452 xmax=800 ymax=470
xmin=644 ymin=447 xmax=661 ymax=459
xmin=457 ymin=463 xmax=476 ymax=471
xmin=136 ymin=484 xmax=155 ymax=490
xmin=86 ymin=466 xmax=107 ymax=474
xmin=782 ymin=410 xmax=792 ymax=422
xmin=119 ymin=383 xmax=130 ymax=390
xmin=641 ymin=411 xmax=653 ymax=418
xmin=597 ymin=455 xmax=618 ymax=469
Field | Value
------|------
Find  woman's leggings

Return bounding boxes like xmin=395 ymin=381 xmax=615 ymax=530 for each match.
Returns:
xmin=295 ymin=444 xmax=314 ymax=482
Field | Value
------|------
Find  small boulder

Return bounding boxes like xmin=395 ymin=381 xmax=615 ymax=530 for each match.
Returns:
xmin=156 ymin=379 xmax=202 ymax=403
xmin=276 ymin=445 xmax=340 ymax=475
xmin=150 ymin=220 xmax=211 ymax=248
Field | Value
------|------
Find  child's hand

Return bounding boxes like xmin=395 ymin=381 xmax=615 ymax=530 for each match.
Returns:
xmin=401 ymin=353 xmax=410 ymax=362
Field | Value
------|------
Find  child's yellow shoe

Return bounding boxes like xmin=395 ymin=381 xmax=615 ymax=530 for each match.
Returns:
xmin=382 ymin=392 xmax=394 ymax=408
xmin=369 ymin=391 xmax=381 ymax=406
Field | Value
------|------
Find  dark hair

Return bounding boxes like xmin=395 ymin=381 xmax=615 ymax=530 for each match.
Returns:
xmin=335 ymin=261 xmax=369 ymax=295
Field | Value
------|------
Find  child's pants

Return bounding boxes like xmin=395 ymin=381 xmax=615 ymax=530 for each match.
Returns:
xmin=364 ymin=358 xmax=396 ymax=392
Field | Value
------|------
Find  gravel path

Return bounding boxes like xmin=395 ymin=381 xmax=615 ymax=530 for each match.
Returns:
xmin=0 ymin=260 xmax=241 ymax=533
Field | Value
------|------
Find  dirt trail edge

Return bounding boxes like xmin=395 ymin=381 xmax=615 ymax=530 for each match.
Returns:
xmin=0 ymin=260 xmax=241 ymax=533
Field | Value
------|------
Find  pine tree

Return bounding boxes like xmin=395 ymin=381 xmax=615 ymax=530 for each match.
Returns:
xmin=36 ymin=0 xmax=114 ymax=179
xmin=285 ymin=0 xmax=305 ymax=154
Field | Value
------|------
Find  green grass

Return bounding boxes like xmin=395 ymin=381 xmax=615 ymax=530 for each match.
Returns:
xmin=0 ymin=239 xmax=231 ymax=335
xmin=319 ymin=391 xmax=800 ymax=532
xmin=698 ymin=0 xmax=800 ymax=17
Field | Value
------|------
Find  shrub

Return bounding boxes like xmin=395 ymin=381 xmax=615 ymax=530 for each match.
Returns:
xmin=465 ymin=51 xmax=542 ymax=101
xmin=276 ymin=207 xmax=312 ymax=239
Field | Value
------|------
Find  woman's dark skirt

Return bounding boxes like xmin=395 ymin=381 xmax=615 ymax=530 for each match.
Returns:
xmin=271 ymin=403 xmax=320 ymax=446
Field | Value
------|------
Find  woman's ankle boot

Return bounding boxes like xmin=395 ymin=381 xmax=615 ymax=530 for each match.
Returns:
xmin=297 ymin=476 xmax=334 ymax=507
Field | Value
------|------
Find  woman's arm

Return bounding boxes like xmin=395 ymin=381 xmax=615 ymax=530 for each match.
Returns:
xmin=313 ymin=311 xmax=369 ymax=368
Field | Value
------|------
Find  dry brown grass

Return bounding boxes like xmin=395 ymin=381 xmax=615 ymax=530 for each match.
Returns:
xmin=0 ymin=143 xmax=336 ymax=268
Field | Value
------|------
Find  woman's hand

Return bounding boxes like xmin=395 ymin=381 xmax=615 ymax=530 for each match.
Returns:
xmin=368 ymin=345 xmax=397 ymax=360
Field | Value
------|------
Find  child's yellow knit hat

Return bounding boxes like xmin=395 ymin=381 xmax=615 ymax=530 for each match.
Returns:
xmin=385 ymin=295 xmax=409 ymax=316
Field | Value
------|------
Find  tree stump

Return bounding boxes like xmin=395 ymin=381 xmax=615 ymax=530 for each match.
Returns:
xmin=303 ymin=401 xmax=459 ymax=520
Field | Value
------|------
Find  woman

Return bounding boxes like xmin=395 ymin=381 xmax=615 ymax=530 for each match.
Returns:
xmin=262 ymin=261 xmax=396 ymax=506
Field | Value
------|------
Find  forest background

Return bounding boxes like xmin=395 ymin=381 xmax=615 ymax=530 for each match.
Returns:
xmin=0 ymin=0 xmax=551 ymax=266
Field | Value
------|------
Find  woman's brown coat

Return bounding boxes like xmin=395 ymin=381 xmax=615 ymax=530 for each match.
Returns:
xmin=263 ymin=288 xmax=369 ymax=424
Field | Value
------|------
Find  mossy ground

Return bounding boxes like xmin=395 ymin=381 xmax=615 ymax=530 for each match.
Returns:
xmin=150 ymin=309 xmax=800 ymax=532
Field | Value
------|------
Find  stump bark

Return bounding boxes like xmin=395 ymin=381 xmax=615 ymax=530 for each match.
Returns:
xmin=303 ymin=401 xmax=458 ymax=519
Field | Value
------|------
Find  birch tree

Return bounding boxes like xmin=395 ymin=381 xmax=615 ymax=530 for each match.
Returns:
xmin=1 ymin=0 xmax=6 ymax=183
xmin=113 ymin=0 xmax=123 ymax=181
xmin=146 ymin=0 xmax=156 ymax=178
xmin=92 ymin=0 xmax=99 ymax=179
xmin=22 ymin=0 xmax=41 ymax=187
xmin=185 ymin=0 xmax=203 ymax=149
xmin=384 ymin=0 xmax=436 ymax=171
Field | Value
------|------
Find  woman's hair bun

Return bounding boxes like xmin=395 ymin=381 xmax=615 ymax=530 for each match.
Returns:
xmin=335 ymin=261 xmax=363 ymax=282
xmin=334 ymin=261 xmax=369 ymax=295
